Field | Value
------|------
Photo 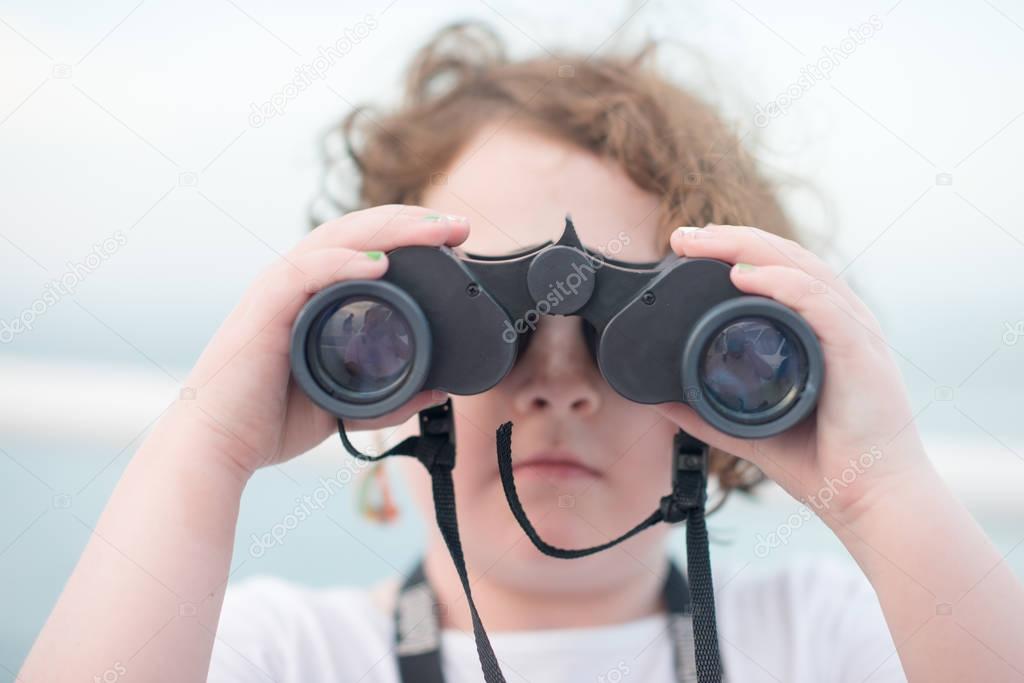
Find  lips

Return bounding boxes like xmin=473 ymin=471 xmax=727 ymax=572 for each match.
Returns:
xmin=512 ymin=450 xmax=602 ymax=480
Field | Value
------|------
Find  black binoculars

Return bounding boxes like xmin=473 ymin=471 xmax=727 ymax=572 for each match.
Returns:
xmin=290 ymin=218 xmax=823 ymax=438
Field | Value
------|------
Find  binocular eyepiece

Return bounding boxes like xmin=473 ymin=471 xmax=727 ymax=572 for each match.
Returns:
xmin=290 ymin=218 xmax=823 ymax=438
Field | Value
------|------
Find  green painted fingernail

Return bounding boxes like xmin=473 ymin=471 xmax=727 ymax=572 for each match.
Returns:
xmin=365 ymin=250 xmax=384 ymax=261
xmin=422 ymin=213 xmax=468 ymax=223
xmin=736 ymin=262 xmax=756 ymax=271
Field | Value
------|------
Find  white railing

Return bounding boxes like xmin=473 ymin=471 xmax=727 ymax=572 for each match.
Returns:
xmin=1 ymin=354 xmax=1020 ymax=510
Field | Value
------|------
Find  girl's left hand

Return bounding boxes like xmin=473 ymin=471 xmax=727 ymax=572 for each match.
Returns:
xmin=656 ymin=223 xmax=933 ymax=529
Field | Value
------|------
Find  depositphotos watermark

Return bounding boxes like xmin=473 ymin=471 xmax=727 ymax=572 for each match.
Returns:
xmin=1 ymin=230 xmax=128 ymax=344
xmin=93 ymin=661 xmax=127 ymax=683
xmin=501 ymin=231 xmax=632 ymax=343
xmin=1002 ymin=320 xmax=1024 ymax=345
xmin=248 ymin=15 xmax=378 ymax=128
xmin=248 ymin=457 xmax=372 ymax=558
xmin=753 ymin=15 xmax=883 ymax=128
xmin=596 ymin=660 xmax=631 ymax=683
xmin=753 ymin=445 xmax=883 ymax=558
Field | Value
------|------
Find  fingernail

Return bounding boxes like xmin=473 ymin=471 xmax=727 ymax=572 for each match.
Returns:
xmin=430 ymin=390 xmax=449 ymax=405
xmin=735 ymin=262 xmax=756 ymax=272
xmin=365 ymin=250 xmax=384 ymax=261
xmin=675 ymin=226 xmax=713 ymax=239
xmin=423 ymin=213 xmax=468 ymax=224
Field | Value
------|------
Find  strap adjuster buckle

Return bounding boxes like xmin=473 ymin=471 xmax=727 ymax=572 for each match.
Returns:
xmin=659 ymin=431 xmax=709 ymax=524
xmin=415 ymin=399 xmax=456 ymax=471
xmin=419 ymin=399 xmax=454 ymax=438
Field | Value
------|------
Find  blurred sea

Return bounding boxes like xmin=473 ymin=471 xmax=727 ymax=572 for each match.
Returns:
xmin=1 ymin=355 xmax=1021 ymax=671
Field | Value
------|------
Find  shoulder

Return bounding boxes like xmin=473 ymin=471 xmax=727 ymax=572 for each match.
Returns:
xmin=217 ymin=574 xmax=398 ymax=626
xmin=716 ymin=554 xmax=876 ymax=622
xmin=714 ymin=555 xmax=906 ymax=683
xmin=208 ymin=575 xmax=400 ymax=683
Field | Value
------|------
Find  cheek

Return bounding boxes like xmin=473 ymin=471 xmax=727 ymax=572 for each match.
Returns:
xmin=599 ymin=414 xmax=677 ymax=506
xmin=450 ymin=395 xmax=506 ymax=474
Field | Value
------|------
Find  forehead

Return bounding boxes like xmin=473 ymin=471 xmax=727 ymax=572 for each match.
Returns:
xmin=419 ymin=124 xmax=666 ymax=261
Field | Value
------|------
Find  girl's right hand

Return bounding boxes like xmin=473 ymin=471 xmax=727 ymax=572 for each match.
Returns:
xmin=173 ymin=205 xmax=470 ymax=480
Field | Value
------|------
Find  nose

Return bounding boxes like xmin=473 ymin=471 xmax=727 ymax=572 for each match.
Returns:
xmin=512 ymin=317 xmax=602 ymax=418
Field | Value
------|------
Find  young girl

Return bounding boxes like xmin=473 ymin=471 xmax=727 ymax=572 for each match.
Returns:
xmin=21 ymin=23 xmax=1024 ymax=683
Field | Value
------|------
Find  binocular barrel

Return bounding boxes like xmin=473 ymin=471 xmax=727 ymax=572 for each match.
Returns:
xmin=290 ymin=229 xmax=823 ymax=439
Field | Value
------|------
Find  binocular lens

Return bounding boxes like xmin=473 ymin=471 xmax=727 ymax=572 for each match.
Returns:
xmin=315 ymin=298 xmax=415 ymax=397
xmin=699 ymin=317 xmax=808 ymax=422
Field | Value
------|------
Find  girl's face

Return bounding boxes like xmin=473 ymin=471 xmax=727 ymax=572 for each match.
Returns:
xmin=395 ymin=125 xmax=679 ymax=594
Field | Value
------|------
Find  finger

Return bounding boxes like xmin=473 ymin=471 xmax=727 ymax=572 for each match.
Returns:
xmin=192 ymin=248 xmax=387 ymax=382
xmin=296 ymin=205 xmax=470 ymax=256
xmin=670 ymin=224 xmax=869 ymax=318
xmin=252 ymin=246 xmax=387 ymax=326
xmin=671 ymin=223 xmax=817 ymax=271
xmin=728 ymin=263 xmax=880 ymax=355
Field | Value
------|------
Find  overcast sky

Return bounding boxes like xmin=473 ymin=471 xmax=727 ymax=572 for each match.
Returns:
xmin=1 ymin=0 xmax=1022 ymax=443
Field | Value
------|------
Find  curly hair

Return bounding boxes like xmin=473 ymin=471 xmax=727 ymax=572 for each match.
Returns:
xmin=320 ymin=21 xmax=807 ymax=506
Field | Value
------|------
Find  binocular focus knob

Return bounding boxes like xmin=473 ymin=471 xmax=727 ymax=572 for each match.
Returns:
xmin=526 ymin=245 xmax=596 ymax=315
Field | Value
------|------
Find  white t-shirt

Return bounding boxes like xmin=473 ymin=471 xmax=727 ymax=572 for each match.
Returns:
xmin=208 ymin=557 xmax=907 ymax=682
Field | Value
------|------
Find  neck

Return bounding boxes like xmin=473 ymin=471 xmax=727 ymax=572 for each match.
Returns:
xmin=422 ymin=546 xmax=668 ymax=632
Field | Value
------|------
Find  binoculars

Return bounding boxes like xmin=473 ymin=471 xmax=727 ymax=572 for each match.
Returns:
xmin=290 ymin=218 xmax=823 ymax=438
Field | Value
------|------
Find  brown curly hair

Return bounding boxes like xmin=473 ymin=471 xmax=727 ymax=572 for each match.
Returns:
xmin=320 ymin=21 xmax=807 ymax=505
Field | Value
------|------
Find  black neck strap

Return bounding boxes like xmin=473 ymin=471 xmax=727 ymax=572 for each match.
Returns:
xmin=394 ymin=557 xmax=699 ymax=683
xmin=494 ymin=423 xmax=723 ymax=683
xmin=336 ymin=404 xmax=724 ymax=683
xmin=337 ymin=401 xmax=506 ymax=682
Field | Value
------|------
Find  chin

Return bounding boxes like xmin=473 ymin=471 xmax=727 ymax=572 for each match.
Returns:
xmin=540 ymin=503 xmax=611 ymax=542
xmin=449 ymin=468 xmax=668 ymax=585
xmin=490 ymin=526 xmax=665 ymax=595
xmin=476 ymin=474 xmax=647 ymax=548
xmin=486 ymin=497 xmax=650 ymax=569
